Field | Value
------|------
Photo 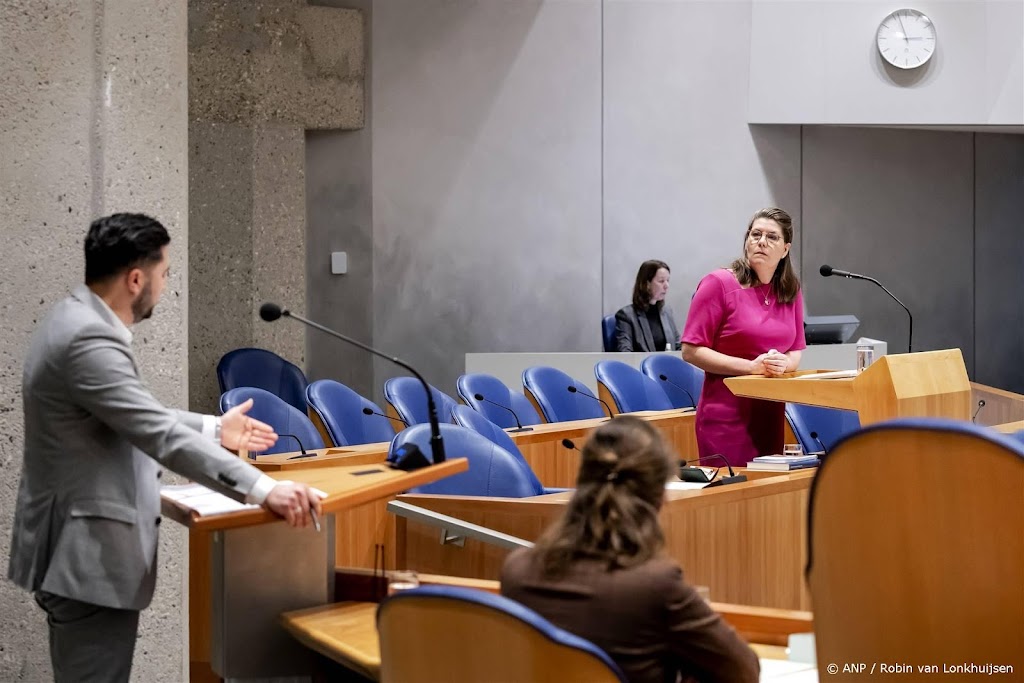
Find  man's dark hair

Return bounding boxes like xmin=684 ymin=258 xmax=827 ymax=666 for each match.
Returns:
xmin=84 ymin=213 xmax=170 ymax=284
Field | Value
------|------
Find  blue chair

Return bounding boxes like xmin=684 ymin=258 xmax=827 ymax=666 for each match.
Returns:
xmin=522 ymin=366 xmax=606 ymax=423
xmin=305 ymin=379 xmax=396 ymax=447
xmin=594 ymin=360 xmax=674 ymax=414
xmin=640 ymin=354 xmax=704 ymax=409
xmin=389 ymin=424 xmax=543 ymax=497
xmin=602 ymin=314 xmax=617 ymax=352
xmin=808 ymin=419 xmax=1024 ymax=672
xmin=377 ymin=585 xmax=627 ymax=683
xmin=217 ymin=347 xmax=308 ymax=414
xmin=1011 ymin=430 xmax=1024 ymax=447
xmin=220 ymin=387 xmax=324 ymax=455
xmin=456 ymin=373 xmax=542 ymax=429
xmin=785 ymin=403 xmax=860 ymax=454
xmin=383 ymin=377 xmax=458 ymax=426
xmin=452 ymin=405 xmax=567 ymax=494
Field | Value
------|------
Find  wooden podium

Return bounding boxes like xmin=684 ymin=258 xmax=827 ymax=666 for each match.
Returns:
xmin=724 ymin=349 xmax=971 ymax=424
xmin=163 ymin=459 xmax=467 ymax=681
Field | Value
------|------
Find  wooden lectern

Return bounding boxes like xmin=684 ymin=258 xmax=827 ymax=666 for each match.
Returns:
xmin=163 ymin=459 xmax=467 ymax=681
xmin=724 ymin=349 xmax=971 ymax=424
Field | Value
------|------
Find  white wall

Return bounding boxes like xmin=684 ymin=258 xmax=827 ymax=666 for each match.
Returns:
xmin=749 ymin=0 xmax=1024 ymax=125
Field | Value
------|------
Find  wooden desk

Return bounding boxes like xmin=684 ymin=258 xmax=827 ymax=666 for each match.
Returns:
xmin=280 ymin=596 xmax=812 ymax=681
xmin=993 ymin=420 xmax=1024 ymax=434
xmin=394 ymin=471 xmax=815 ymax=611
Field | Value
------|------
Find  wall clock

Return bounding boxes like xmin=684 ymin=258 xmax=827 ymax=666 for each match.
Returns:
xmin=877 ymin=9 xmax=937 ymax=69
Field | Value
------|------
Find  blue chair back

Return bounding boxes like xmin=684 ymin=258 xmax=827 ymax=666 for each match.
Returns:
xmin=594 ymin=360 xmax=674 ymax=413
xmin=305 ymin=380 xmax=396 ymax=447
xmin=220 ymin=387 xmax=324 ymax=455
xmin=377 ymin=585 xmax=627 ymax=683
xmin=383 ymin=377 xmax=458 ymax=426
xmin=456 ymin=373 xmax=542 ymax=428
xmin=217 ymin=347 xmax=308 ymax=414
xmin=390 ymin=424 xmax=543 ymax=497
xmin=602 ymin=314 xmax=616 ymax=352
xmin=640 ymin=354 xmax=703 ymax=409
xmin=785 ymin=403 xmax=861 ymax=454
xmin=522 ymin=366 xmax=605 ymax=423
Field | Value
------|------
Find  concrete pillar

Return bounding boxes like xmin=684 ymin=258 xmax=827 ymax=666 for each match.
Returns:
xmin=0 ymin=0 xmax=190 ymax=680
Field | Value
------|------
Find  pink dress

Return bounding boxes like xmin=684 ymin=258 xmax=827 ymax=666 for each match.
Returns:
xmin=681 ymin=269 xmax=806 ymax=467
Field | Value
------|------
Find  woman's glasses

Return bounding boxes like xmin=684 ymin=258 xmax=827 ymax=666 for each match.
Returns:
xmin=748 ymin=230 xmax=783 ymax=245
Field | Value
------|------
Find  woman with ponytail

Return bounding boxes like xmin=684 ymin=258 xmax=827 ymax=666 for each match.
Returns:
xmin=501 ymin=417 xmax=759 ymax=683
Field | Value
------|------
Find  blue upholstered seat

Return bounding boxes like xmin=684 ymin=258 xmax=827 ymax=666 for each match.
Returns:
xmin=377 ymin=585 xmax=627 ymax=683
xmin=220 ymin=387 xmax=324 ymax=455
xmin=785 ymin=403 xmax=861 ymax=454
xmin=216 ymin=347 xmax=308 ymax=414
xmin=594 ymin=360 xmax=674 ymax=413
xmin=389 ymin=423 xmax=543 ymax=497
xmin=639 ymin=354 xmax=704 ymax=409
xmin=305 ymin=379 xmax=396 ymax=447
xmin=451 ymin=405 xmax=566 ymax=494
xmin=602 ymin=314 xmax=617 ymax=352
xmin=383 ymin=377 xmax=458 ymax=426
xmin=522 ymin=366 xmax=605 ymax=423
xmin=456 ymin=373 xmax=541 ymax=428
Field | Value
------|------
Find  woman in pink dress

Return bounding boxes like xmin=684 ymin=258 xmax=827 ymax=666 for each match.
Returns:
xmin=681 ymin=208 xmax=805 ymax=467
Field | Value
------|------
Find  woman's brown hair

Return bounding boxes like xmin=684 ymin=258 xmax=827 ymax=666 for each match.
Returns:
xmin=532 ymin=416 xmax=675 ymax=577
xmin=631 ymin=260 xmax=671 ymax=311
xmin=730 ymin=207 xmax=801 ymax=303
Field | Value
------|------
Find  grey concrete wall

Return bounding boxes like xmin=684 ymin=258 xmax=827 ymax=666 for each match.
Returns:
xmin=975 ymin=134 xmax=1024 ymax=393
xmin=602 ymin=0 xmax=802 ymax=322
xmin=749 ymin=0 xmax=1024 ymax=125
xmin=801 ymin=127 xmax=975 ymax=367
xmin=371 ymin=0 xmax=603 ymax=396
xmin=187 ymin=0 xmax=364 ymax=413
xmin=0 ymin=1 xmax=190 ymax=680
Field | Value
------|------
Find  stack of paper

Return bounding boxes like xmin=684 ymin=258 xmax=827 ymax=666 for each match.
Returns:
xmin=161 ymin=482 xmax=261 ymax=516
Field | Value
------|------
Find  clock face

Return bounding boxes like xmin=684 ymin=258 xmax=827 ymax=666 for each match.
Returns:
xmin=876 ymin=9 xmax=937 ymax=69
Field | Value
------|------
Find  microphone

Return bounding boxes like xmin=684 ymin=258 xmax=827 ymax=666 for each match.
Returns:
xmin=678 ymin=454 xmax=747 ymax=487
xmin=972 ymin=399 xmax=986 ymax=424
xmin=561 ymin=438 xmax=580 ymax=452
xmin=566 ymin=385 xmax=614 ymax=418
xmin=362 ymin=406 xmax=408 ymax=427
xmin=260 ymin=302 xmax=445 ymax=465
xmin=657 ymin=374 xmax=696 ymax=409
xmin=809 ymin=431 xmax=827 ymax=456
xmin=819 ymin=264 xmax=913 ymax=352
xmin=473 ymin=393 xmax=533 ymax=432
xmin=257 ymin=433 xmax=313 ymax=461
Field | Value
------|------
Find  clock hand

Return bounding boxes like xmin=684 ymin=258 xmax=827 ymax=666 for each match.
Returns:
xmin=897 ymin=14 xmax=911 ymax=44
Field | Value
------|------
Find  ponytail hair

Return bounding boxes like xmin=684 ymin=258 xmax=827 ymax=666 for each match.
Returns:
xmin=532 ymin=416 xmax=675 ymax=576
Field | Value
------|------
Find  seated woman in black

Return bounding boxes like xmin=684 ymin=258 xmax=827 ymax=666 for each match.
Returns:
xmin=615 ymin=260 xmax=680 ymax=352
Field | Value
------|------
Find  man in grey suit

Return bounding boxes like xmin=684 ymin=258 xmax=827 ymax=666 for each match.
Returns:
xmin=8 ymin=213 xmax=323 ymax=682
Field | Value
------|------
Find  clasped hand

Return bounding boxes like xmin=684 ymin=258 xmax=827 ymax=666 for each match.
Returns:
xmin=751 ymin=349 xmax=789 ymax=377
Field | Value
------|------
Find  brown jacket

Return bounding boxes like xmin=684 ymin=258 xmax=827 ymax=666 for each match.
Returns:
xmin=501 ymin=550 xmax=759 ymax=683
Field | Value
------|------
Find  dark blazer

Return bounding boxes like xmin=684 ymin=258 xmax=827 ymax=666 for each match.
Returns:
xmin=615 ymin=304 xmax=681 ymax=353
xmin=8 ymin=285 xmax=265 ymax=610
xmin=501 ymin=550 xmax=760 ymax=683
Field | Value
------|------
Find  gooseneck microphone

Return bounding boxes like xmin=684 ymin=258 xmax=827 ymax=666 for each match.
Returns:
xmin=260 ymin=303 xmax=444 ymax=464
xmin=679 ymin=454 xmax=747 ymax=487
xmin=972 ymin=399 xmax=986 ymax=424
xmin=566 ymin=385 xmax=614 ymax=418
xmin=809 ymin=431 xmax=828 ymax=456
xmin=657 ymin=374 xmax=696 ymax=409
xmin=562 ymin=438 xmax=580 ymax=452
xmin=473 ymin=393 xmax=533 ymax=432
xmin=280 ymin=433 xmax=314 ymax=460
xmin=819 ymin=264 xmax=913 ymax=352
xmin=362 ymin=406 xmax=408 ymax=427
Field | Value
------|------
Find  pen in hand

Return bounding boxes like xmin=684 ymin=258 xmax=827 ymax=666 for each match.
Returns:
xmin=310 ymin=506 xmax=321 ymax=533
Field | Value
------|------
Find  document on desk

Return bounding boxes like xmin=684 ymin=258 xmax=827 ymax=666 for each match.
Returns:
xmin=161 ymin=482 xmax=261 ymax=516
xmin=759 ymin=658 xmax=818 ymax=681
xmin=665 ymin=481 xmax=711 ymax=492
xmin=791 ymin=370 xmax=858 ymax=380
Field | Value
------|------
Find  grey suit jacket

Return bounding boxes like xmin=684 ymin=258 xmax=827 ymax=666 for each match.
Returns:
xmin=614 ymin=304 xmax=680 ymax=353
xmin=8 ymin=285 xmax=265 ymax=610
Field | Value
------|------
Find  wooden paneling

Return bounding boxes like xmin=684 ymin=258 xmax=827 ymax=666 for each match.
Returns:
xmin=396 ymin=472 xmax=814 ymax=610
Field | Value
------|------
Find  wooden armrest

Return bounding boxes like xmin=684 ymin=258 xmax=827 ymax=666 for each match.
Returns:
xmin=710 ymin=602 xmax=813 ymax=646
